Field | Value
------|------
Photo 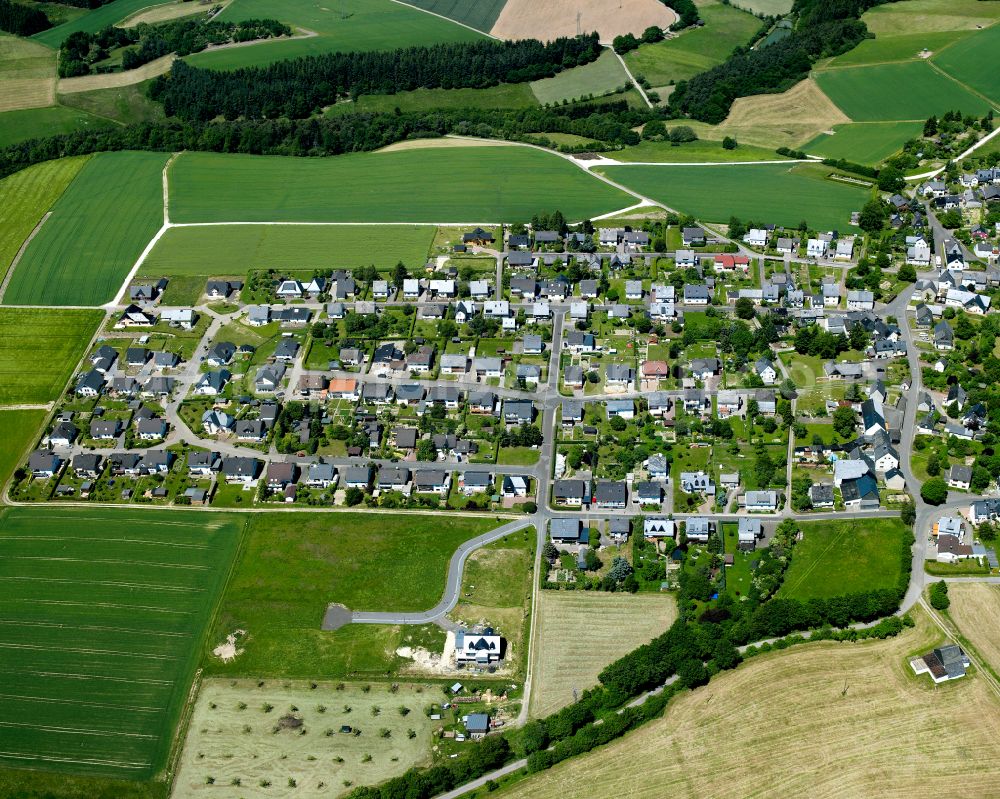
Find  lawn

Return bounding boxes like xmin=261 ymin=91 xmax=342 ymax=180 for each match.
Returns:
xmin=32 ymin=0 xmax=168 ymax=47
xmin=814 ymin=61 xmax=992 ymax=122
xmin=778 ymin=518 xmax=908 ymax=601
xmin=623 ymin=2 xmax=760 ymax=86
xmin=0 ymin=308 xmax=103 ymax=403
xmin=185 ymin=0 xmax=483 ymax=70
xmin=0 ymin=507 xmax=244 ymax=781
xmin=530 ymin=50 xmax=629 ymax=106
xmin=0 ymin=105 xmax=108 ymax=149
xmin=327 ymin=82 xmax=538 ymax=115
xmin=528 ymin=592 xmax=677 ymax=718
xmin=804 ymin=121 xmax=923 ymax=166
xmin=5 ymin=151 xmax=167 ymax=306
xmin=613 ymin=138 xmax=785 ymax=163
xmin=0 ymin=155 xmax=89 ymax=284
xmin=601 ymin=162 xmax=867 ymax=231
xmin=204 ymin=512 xmax=498 ymax=678
xmin=168 ymin=148 xmax=632 ymax=224
xmin=141 ymin=224 xmax=435 ymax=281
xmin=932 ymin=22 xmax=1000 ymax=106
xmin=401 ymin=0 xmax=508 ymax=32
xmin=500 ymin=610 xmax=1000 ymax=799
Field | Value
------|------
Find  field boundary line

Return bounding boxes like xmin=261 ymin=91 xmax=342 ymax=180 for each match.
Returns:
xmin=605 ymin=45 xmax=653 ymax=108
xmin=0 ymin=212 xmax=52 ymax=304
xmin=925 ymin=59 xmax=1000 ymax=112
xmin=387 ymin=0 xmax=499 ymax=40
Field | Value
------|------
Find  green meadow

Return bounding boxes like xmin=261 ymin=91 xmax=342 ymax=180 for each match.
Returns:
xmin=168 ymin=147 xmax=634 ymax=224
xmin=185 ymin=0 xmax=483 ymax=70
xmin=804 ymin=121 xmax=923 ymax=166
xmin=4 ymin=151 xmax=167 ymax=307
xmin=0 ymin=308 xmax=103 ymax=404
xmin=932 ymin=22 xmax=1000 ymax=106
xmin=825 ymin=30 xmax=972 ymax=68
xmin=815 ymin=61 xmax=991 ymax=121
xmin=601 ymin=162 xmax=868 ymax=231
xmin=530 ymin=50 xmax=629 ymax=105
xmin=33 ymin=0 xmax=166 ymax=48
xmin=0 ymin=106 xmax=108 ymax=149
xmin=327 ymin=82 xmax=538 ymax=115
xmin=0 ymin=508 xmax=244 ymax=780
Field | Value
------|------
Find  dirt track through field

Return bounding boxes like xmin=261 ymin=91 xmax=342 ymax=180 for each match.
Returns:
xmin=491 ymin=0 xmax=677 ymax=44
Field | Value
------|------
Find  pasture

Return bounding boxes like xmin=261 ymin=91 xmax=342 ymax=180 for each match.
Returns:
xmin=0 ymin=33 xmax=55 ymax=112
xmin=173 ymin=680 xmax=437 ymax=799
xmin=778 ymin=518 xmax=908 ymax=601
xmin=404 ymin=0 xmax=508 ymax=33
xmin=168 ymin=148 xmax=633 ymax=224
xmin=613 ymin=138 xmax=784 ymax=163
xmin=501 ymin=610 xmax=1000 ymax=799
xmin=861 ymin=0 xmax=1000 ymax=36
xmin=530 ymin=50 xmax=629 ymax=106
xmin=0 ymin=105 xmax=107 ymax=149
xmin=185 ymin=0 xmax=483 ymax=71
xmin=815 ymin=62 xmax=991 ymax=121
xmin=945 ymin=584 xmax=1000 ymax=675
xmin=205 ymin=512 xmax=497 ymax=678
xmin=804 ymin=121 xmax=923 ymax=166
xmin=932 ymin=22 xmax=1000 ymax=106
xmin=4 ymin=151 xmax=167 ymax=307
xmin=0 ymin=308 xmax=103 ymax=404
xmin=33 ymin=0 xmax=168 ymax=48
xmin=57 ymin=81 xmax=165 ymax=125
xmin=0 ymin=508 xmax=244 ymax=780
xmin=0 ymin=156 xmax=88 ymax=284
xmin=825 ymin=30 xmax=972 ymax=68
xmin=141 ymin=225 xmax=435 ymax=284
xmin=622 ymin=2 xmax=760 ymax=87
xmin=328 ymin=83 xmax=538 ymax=115
xmin=528 ymin=592 xmax=677 ymax=718
xmin=600 ymin=162 xmax=867 ymax=231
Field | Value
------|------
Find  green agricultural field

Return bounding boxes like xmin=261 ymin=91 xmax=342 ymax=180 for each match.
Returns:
xmin=0 ymin=507 xmax=244 ymax=781
xmin=804 ymin=121 xmax=923 ymax=166
xmin=601 ymin=162 xmax=867 ymax=231
xmin=732 ymin=0 xmax=792 ymax=14
xmin=933 ymin=22 xmax=1000 ymax=106
xmin=205 ymin=512 xmax=498 ymax=678
xmin=778 ymin=518 xmax=908 ymax=601
xmin=0 ymin=155 xmax=88 ymax=283
xmin=33 ymin=0 xmax=167 ymax=48
xmin=0 ymin=105 xmax=108 ymax=149
xmin=0 ymin=308 xmax=102 ymax=404
xmin=328 ymin=82 xmax=538 ymax=115
xmin=141 ymin=224 xmax=435 ymax=284
xmin=530 ymin=50 xmax=629 ymax=106
xmin=185 ymin=0 xmax=483 ymax=71
xmin=0 ymin=768 xmax=162 ymax=799
xmin=861 ymin=0 xmax=1000 ymax=36
xmin=825 ymin=30 xmax=972 ymax=68
xmin=0 ymin=409 xmax=46 ymax=487
xmin=58 ymin=81 xmax=166 ymax=126
xmin=623 ymin=2 xmax=760 ymax=87
xmin=613 ymin=138 xmax=785 ymax=163
xmin=815 ymin=62 xmax=991 ymax=121
xmin=401 ymin=0 xmax=508 ymax=32
xmin=5 ymin=151 xmax=167 ymax=307
xmin=168 ymin=148 xmax=633 ymax=224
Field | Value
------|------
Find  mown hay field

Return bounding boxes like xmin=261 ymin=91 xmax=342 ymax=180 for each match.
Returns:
xmin=0 ymin=33 xmax=56 ymax=112
xmin=805 ymin=121 xmax=923 ymax=166
xmin=777 ymin=518 xmax=909 ymax=601
xmin=168 ymin=148 xmax=633 ymax=224
xmin=530 ymin=50 xmax=629 ymax=106
xmin=173 ymin=680 xmax=439 ymax=799
xmin=815 ymin=61 xmax=991 ymax=122
xmin=492 ymin=0 xmax=675 ymax=43
xmin=528 ymin=592 xmax=677 ymax=718
xmin=5 ymin=151 xmax=168 ymax=307
xmin=141 ymin=224 xmax=435 ymax=280
xmin=946 ymin=583 xmax=1000 ymax=675
xmin=0 ymin=508 xmax=244 ymax=780
xmin=601 ymin=162 xmax=866 ymax=231
xmin=205 ymin=512 xmax=498 ymax=679
xmin=0 ymin=156 xmax=89 ymax=283
xmin=185 ymin=0 xmax=483 ymax=71
xmin=860 ymin=0 xmax=1000 ymax=36
xmin=504 ymin=609 xmax=1000 ymax=799
xmin=0 ymin=308 xmax=103 ymax=404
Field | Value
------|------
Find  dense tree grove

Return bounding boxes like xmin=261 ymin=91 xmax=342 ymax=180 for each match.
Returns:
xmin=0 ymin=0 xmax=50 ymax=35
xmin=58 ymin=17 xmax=290 ymax=77
xmin=666 ymin=0 xmax=700 ymax=29
xmin=150 ymin=34 xmax=604 ymax=120
xmin=0 ymin=101 xmax=650 ymax=179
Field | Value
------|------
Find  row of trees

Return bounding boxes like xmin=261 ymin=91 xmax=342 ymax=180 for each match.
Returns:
xmin=151 ymin=34 xmax=604 ymax=121
xmin=0 ymin=0 xmax=50 ymax=35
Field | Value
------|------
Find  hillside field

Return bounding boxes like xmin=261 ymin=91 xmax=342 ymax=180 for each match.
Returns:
xmin=860 ymin=0 xmax=1000 ymax=36
xmin=33 ymin=0 xmax=169 ymax=48
xmin=0 ymin=33 xmax=55 ymax=113
xmin=0 ymin=105 xmax=107 ymax=149
xmin=0 ymin=156 xmax=89 ymax=283
xmin=778 ymin=518 xmax=909 ymax=601
xmin=0 ymin=508 xmax=244 ymax=781
xmin=932 ymin=22 xmax=1000 ymax=106
xmin=825 ymin=30 xmax=972 ymax=68
xmin=328 ymin=83 xmax=538 ymax=115
xmin=403 ymin=0 xmax=508 ymax=32
xmin=4 ymin=151 xmax=167 ymax=307
xmin=185 ymin=0 xmax=483 ymax=71
xmin=529 ymin=592 xmax=677 ymax=718
xmin=499 ymin=610 xmax=1000 ymax=799
xmin=530 ymin=50 xmax=628 ymax=106
xmin=168 ymin=147 xmax=634 ymax=224
xmin=600 ymin=162 xmax=867 ymax=231
xmin=204 ymin=512 xmax=498 ymax=678
xmin=0 ymin=308 xmax=103 ymax=404
xmin=815 ymin=61 xmax=991 ymax=121
xmin=804 ymin=121 xmax=923 ymax=166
